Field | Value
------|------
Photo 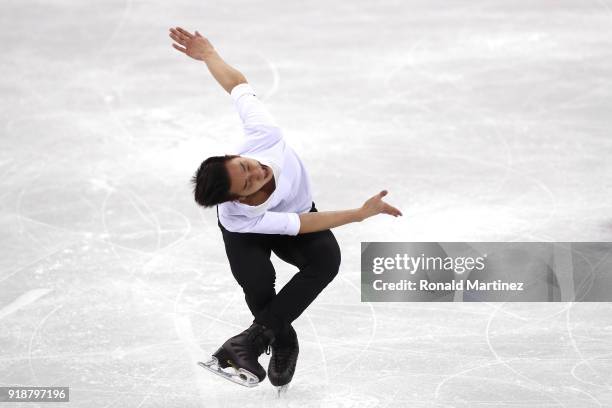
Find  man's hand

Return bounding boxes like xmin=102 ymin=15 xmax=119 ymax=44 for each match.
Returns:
xmin=297 ymin=190 xmax=402 ymax=234
xmin=359 ymin=190 xmax=403 ymax=220
xmin=169 ymin=27 xmax=215 ymax=62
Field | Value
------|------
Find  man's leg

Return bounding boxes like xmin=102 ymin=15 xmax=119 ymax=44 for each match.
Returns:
xmin=218 ymin=219 xmax=280 ymax=331
xmin=260 ymin=203 xmax=342 ymax=333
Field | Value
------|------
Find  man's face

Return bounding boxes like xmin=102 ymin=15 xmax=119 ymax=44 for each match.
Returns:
xmin=225 ymin=156 xmax=273 ymax=200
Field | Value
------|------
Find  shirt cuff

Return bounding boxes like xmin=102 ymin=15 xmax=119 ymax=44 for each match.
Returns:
xmin=230 ymin=83 xmax=256 ymax=102
xmin=286 ymin=213 xmax=301 ymax=236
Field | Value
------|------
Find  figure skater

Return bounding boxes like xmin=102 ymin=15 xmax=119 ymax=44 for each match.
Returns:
xmin=169 ymin=26 xmax=402 ymax=390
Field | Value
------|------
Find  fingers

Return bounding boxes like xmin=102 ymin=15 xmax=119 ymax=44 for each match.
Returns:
xmin=169 ymin=27 xmax=192 ymax=45
xmin=384 ymin=204 xmax=403 ymax=217
xmin=172 ymin=43 xmax=187 ymax=53
xmin=176 ymin=27 xmax=194 ymax=38
xmin=369 ymin=190 xmax=388 ymax=202
xmin=169 ymin=32 xmax=186 ymax=46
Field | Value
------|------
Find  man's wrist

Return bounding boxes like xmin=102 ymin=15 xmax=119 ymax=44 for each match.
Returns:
xmin=353 ymin=208 xmax=366 ymax=222
xmin=202 ymin=49 xmax=219 ymax=63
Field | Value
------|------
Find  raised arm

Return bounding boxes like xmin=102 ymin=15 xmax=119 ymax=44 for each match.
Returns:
xmin=169 ymin=27 xmax=246 ymax=93
xmin=298 ymin=190 xmax=402 ymax=234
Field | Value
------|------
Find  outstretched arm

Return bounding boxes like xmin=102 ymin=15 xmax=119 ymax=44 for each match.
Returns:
xmin=298 ymin=190 xmax=402 ymax=234
xmin=169 ymin=27 xmax=246 ymax=93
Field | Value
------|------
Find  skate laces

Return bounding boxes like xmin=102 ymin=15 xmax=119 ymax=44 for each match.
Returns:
xmin=272 ymin=338 xmax=297 ymax=364
xmin=245 ymin=324 xmax=272 ymax=355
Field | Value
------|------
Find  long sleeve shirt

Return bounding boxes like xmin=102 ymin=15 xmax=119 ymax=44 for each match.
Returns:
xmin=217 ymin=83 xmax=313 ymax=235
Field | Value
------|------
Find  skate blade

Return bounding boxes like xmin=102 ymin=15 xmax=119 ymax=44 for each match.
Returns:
xmin=197 ymin=357 xmax=260 ymax=388
xmin=275 ymin=384 xmax=290 ymax=397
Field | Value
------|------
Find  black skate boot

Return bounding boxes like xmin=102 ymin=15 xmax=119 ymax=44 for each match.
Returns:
xmin=198 ymin=322 xmax=276 ymax=387
xmin=268 ymin=324 xmax=299 ymax=394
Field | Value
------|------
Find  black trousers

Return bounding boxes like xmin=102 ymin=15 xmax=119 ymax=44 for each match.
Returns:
xmin=217 ymin=202 xmax=341 ymax=337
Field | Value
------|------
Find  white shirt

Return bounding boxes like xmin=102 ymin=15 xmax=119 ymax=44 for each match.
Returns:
xmin=217 ymin=83 xmax=313 ymax=235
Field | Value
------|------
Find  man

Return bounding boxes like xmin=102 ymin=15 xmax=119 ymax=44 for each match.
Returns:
xmin=169 ymin=26 xmax=402 ymax=389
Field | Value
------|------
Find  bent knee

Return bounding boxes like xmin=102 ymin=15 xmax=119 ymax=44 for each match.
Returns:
xmin=313 ymin=236 xmax=341 ymax=281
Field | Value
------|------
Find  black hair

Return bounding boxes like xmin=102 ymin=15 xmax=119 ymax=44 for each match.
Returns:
xmin=191 ymin=154 xmax=240 ymax=207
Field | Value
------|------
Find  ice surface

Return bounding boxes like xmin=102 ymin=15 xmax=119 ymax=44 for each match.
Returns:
xmin=1 ymin=0 xmax=612 ymax=407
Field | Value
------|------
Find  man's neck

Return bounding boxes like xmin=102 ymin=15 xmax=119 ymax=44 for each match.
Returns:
xmin=241 ymin=178 xmax=276 ymax=206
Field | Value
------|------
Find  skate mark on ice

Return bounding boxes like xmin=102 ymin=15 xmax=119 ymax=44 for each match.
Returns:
xmin=172 ymin=277 xmax=243 ymax=334
xmin=330 ymin=274 xmax=377 ymax=380
xmin=424 ymin=150 xmax=558 ymax=237
xmin=255 ymin=53 xmax=280 ymax=101
xmin=96 ymin=0 xmax=133 ymax=59
xmin=432 ymin=302 xmax=570 ymax=407
xmin=101 ymin=189 xmax=134 ymax=275
xmin=15 ymin=172 xmax=51 ymax=252
xmin=567 ymin=302 xmax=612 ymax=390
xmin=379 ymin=386 xmax=401 ymax=408
xmin=200 ymin=290 xmax=239 ymax=341
xmin=571 ymin=352 xmax=612 ymax=390
xmin=172 ymin=284 xmax=214 ymax=402
xmin=483 ymin=303 xmax=569 ymax=407
xmin=98 ymin=356 xmax=175 ymax=408
xmin=139 ymin=206 xmax=193 ymax=270
xmin=303 ymin=310 xmax=329 ymax=384
xmin=0 ymin=242 xmax=78 ymax=284
xmin=173 ymin=284 xmax=206 ymax=357
xmin=28 ymin=304 xmax=62 ymax=386
xmin=0 ymin=289 xmax=52 ymax=320
xmin=566 ymin=383 xmax=606 ymax=408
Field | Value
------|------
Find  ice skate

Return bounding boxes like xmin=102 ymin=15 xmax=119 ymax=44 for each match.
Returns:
xmin=268 ymin=324 xmax=299 ymax=393
xmin=198 ymin=322 xmax=275 ymax=387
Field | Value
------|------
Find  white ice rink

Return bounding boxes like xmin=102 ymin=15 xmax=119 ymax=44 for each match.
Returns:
xmin=1 ymin=0 xmax=612 ymax=406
